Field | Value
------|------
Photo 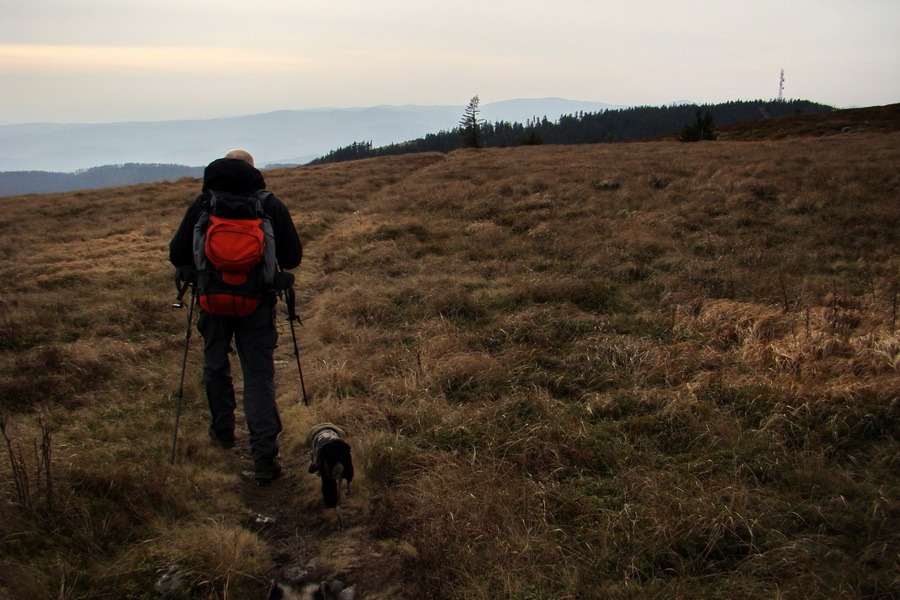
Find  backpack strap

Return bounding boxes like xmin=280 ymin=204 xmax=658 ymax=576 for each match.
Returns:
xmin=202 ymin=190 xmax=214 ymax=213
xmin=205 ymin=190 xmax=270 ymax=218
xmin=254 ymin=190 xmax=272 ymax=218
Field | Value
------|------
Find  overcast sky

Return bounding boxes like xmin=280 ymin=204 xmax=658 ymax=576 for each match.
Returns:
xmin=1 ymin=0 xmax=897 ymax=125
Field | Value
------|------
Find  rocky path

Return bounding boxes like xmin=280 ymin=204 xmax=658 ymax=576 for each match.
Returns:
xmin=222 ymin=415 xmax=379 ymax=599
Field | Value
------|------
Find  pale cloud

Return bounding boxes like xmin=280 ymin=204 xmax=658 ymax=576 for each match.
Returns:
xmin=0 ymin=45 xmax=316 ymax=73
xmin=0 ymin=0 xmax=897 ymax=123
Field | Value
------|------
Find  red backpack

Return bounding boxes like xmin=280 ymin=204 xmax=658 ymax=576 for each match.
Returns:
xmin=193 ymin=191 xmax=276 ymax=316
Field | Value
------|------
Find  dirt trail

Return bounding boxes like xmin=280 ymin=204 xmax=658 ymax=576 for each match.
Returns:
xmin=219 ymin=395 xmax=386 ymax=598
xmin=215 ymin=156 xmax=454 ymax=600
xmin=212 ymin=160 xmax=450 ymax=599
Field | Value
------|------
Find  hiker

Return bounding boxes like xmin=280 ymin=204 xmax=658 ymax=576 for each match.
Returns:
xmin=169 ymin=149 xmax=302 ymax=482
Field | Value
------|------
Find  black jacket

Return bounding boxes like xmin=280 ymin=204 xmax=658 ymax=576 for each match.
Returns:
xmin=169 ymin=158 xmax=302 ymax=270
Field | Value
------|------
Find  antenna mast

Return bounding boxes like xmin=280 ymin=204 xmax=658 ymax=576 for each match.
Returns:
xmin=778 ymin=69 xmax=785 ymax=101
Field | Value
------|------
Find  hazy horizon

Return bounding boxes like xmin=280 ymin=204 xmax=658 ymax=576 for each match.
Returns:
xmin=0 ymin=97 xmax=627 ymax=127
xmin=0 ymin=98 xmax=632 ymax=173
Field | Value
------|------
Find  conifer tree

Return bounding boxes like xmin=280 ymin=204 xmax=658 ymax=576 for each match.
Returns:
xmin=460 ymin=96 xmax=482 ymax=148
xmin=679 ymin=109 xmax=717 ymax=142
xmin=522 ymin=127 xmax=543 ymax=145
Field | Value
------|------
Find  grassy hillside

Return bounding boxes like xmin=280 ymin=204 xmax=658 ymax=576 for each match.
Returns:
xmin=715 ymin=103 xmax=900 ymax=141
xmin=0 ymin=122 xmax=898 ymax=598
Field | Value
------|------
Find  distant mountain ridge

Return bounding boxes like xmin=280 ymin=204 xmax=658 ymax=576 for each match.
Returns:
xmin=0 ymin=163 xmax=204 ymax=197
xmin=0 ymin=98 xmax=627 ymax=173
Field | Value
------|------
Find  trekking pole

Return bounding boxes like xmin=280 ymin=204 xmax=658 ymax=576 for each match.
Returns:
xmin=281 ymin=272 xmax=309 ymax=406
xmin=170 ymin=276 xmax=197 ymax=464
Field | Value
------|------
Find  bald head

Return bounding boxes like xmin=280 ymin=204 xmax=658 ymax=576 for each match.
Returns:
xmin=224 ymin=149 xmax=254 ymax=167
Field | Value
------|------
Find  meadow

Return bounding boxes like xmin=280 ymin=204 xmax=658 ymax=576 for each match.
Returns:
xmin=0 ymin=117 xmax=898 ymax=599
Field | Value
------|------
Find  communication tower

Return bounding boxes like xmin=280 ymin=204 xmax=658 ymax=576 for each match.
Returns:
xmin=778 ymin=70 xmax=785 ymax=101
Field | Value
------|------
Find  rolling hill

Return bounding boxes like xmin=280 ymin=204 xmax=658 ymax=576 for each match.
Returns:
xmin=0 ymin=115 xmax=897 ymax=599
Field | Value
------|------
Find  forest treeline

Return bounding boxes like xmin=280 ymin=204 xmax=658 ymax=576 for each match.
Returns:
xmin=308 ymin=100 xmax=833 ymax=165
xmin=0 ymin=163 xmax=203 ymax=196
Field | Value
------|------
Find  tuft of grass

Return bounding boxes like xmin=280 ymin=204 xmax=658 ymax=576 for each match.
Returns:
xmin=153 ymin=519 xmax=273 ymax=598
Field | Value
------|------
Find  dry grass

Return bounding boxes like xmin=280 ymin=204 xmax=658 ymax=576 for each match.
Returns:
xmin=156 ymin=518 xmax=273 ymax=596
xmin=1 ymin=129 xmax=898 ymax=599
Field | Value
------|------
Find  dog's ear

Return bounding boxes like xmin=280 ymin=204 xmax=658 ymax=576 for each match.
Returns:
xmin=314 ymin=582 xmax=331 ymax=600
xmin=267 ymin=580 xmax=285 ymax=600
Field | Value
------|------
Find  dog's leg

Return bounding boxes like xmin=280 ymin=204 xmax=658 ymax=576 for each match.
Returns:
xmin=336 ymin=476 xmax=347 ymax=501
xmin=331 ymin=463 xmax=345 ymax=505
xmin=335 ymin=505 xmax=344 ymax=530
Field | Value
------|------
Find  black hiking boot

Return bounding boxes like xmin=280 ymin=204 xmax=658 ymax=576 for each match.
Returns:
xmin=208 ymin=427 xmax=236 ymax=449
xmin=244 ymin=457 xmax=282 ymax=485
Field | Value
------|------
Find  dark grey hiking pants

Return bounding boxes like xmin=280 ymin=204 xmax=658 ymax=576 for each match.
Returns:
xmin=198 ymin=304 xmax=281 ymax=461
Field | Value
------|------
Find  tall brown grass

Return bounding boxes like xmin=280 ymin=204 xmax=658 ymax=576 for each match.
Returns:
xmin=1 ymin=128 xmax=897 ymax=598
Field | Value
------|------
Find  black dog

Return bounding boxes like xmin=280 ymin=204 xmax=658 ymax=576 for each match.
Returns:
xmin=306 ymin=424 xmax=354 ymax=526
